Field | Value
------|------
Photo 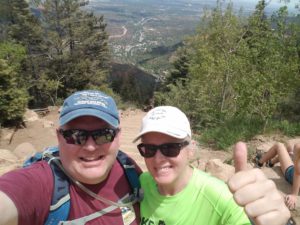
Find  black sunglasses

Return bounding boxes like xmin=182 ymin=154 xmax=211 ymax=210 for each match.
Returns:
xmin=59 ymin=128 xmax=120 ymax=145
xmin=137 ymin=141 xmax=189 ymax=158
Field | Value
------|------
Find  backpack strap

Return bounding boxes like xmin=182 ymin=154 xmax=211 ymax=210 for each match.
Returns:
xmin=23 ymin=147 xmax=71 ymax=225
xmin=23 ymin=148 xmax=141 ymax=225
xmin=117 ymin=150 xmax=143 ymax=202
xmin=45 ymin=158 xmax=70 ymax=225
xmin=59 ymin=151 xmax=142 ymax=225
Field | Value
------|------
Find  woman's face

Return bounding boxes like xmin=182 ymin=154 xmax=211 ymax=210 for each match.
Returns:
xmin=141 ymin=132 xmax=193 ymax=195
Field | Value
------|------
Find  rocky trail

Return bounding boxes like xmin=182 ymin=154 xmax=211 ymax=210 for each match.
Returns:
xmin=0 ymin=107 xmax=300 ymax=222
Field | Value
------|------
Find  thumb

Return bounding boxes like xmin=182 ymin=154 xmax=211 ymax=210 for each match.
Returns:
xmin=233 ymin=141 xmax=248 ymax=173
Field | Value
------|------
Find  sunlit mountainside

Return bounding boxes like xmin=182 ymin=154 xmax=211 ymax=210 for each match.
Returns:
xmin=84 ymin=0 xmax=297 ymax=76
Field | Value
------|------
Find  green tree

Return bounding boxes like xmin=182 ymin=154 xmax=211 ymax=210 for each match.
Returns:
xmin=0 ymin=42 xmax=29 ymax=125
xmin=271 ymin=6 xmax=300 ymax=121
xmin=159 ymin=2 xmax=247 ymax=127
xmin=157 ymin=0 xmax=300 ymax=131
xmin=1 ymin=0 xmax=48 ymax=107
xmin=39 ymin=0 xmax=111 ymax=104
xmin=236 ymin=2 xmax=299 ymax=127
xmin=166 ymin=46 xmax=190 ymax=86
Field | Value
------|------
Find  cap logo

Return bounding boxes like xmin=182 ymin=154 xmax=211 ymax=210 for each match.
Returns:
xmin=148 ymin=109 xmax=167 ymax=120
xmin=75 ymin=100 xmax=107 ymax=108
xmin=73 ymin=92 xmax=109 ymax=108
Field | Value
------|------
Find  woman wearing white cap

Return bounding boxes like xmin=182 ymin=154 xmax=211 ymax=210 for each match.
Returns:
xmin=134 ymin=106 xmax=291 ymax=225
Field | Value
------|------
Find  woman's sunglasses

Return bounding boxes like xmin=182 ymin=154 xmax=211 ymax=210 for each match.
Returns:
xmin=58 ymin=128 xmax=120 ymax=145
xmin=137 ymin=141 xmax=189 ymax=158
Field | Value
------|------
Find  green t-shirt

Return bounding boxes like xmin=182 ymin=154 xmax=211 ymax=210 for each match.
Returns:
xmin=140 ymin=168 xmax=251 ymax=225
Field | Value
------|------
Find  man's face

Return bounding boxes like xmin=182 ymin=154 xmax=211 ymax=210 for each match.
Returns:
xmin=57 ymin=116 xmax=121 ymax=184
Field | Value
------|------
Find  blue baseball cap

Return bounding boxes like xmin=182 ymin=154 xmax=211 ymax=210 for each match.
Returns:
xmin=59 ymin=90 xmax=119 ymax=128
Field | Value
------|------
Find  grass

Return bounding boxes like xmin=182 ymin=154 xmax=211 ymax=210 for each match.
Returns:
xmin=266 ymin=119 xmax=300 ymax=137
xmin=198 ymin=116 xmax=300 ymax=151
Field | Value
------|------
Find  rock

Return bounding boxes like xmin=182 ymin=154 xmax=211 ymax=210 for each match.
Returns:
xmin=0 ymin=149 xmax=18 ymax=164
xmin=24 ymin=109 xmax=39 ymax=122
xmin=0 ymin=129 xmax=14 ymax=145
xmin=256 ymin=141 xmax=277 ymax=153
xmin=47 ymin=106 xmax=58 ymax=112
xmin=285 ymin=138 xmax=300 ymax=149
xmin=205 ymin=158 xmax=234 ymax=182
xmin=0 ymin=164 xmax=20 ymax=176
xmin=191 ymin=158 xmax=207 ymax=171
xmin=252 ymin=135 xmax=268 ymax=142
xmin=256 ymin=138 xmax=300 ymax=153
xmin=13 ymin=142 xmax=37 ymax=160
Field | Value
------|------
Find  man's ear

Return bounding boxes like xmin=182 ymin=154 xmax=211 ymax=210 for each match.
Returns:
xmin=56 ymin=128 xmax=60 ymax=138
xmin=117 ymin=127 xmax=122 ymax=136
xmin=115 ymin=127 xmax=122 ymax=144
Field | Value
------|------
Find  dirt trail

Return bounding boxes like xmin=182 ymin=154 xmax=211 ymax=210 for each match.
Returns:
xmin=118 ymin=109 xmax=147 ymax=170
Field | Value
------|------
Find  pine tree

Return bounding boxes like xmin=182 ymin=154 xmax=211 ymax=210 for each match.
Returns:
xmin=236 ymin=1 xmax=299 ymax=126
xmin=0 ymin=42 xmax=29 ymax=125
xmin=156 ymin=0 xmax=300 ymax=129
xmin=40 ymin=0 xmax=110 ymax=103
xmin=1 ymin=0 xmax=48 ymax=107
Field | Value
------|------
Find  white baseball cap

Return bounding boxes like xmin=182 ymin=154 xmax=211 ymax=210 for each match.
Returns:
xmin=133 ymin=106 xmax=192 ymax=142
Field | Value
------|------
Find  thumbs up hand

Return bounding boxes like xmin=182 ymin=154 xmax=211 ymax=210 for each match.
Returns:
xmin=227 ymin=142 xmax=291 ymax=225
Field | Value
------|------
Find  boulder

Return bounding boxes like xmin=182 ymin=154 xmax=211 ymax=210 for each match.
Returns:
xmin=205 ymin=158 xmax=234 ymax=182
xmin=13 ymin=142 xmax=37 ymax=160
xmin=256 ymin=141 xmax=277 ymax=153
xmin=0 ymin=164 xmax=20 ymax=176
xmin=0 ymin=149 xmax=18 ymax=164
xmin=191 ymin=158 xmax=207 ymax=171
xmin=24 ymin=109 xmax=39 ymax=122
xmin=285 ymin=138 xmax=300 ymax=149
xmin=0 ymin=129 xmax=14 ymax=145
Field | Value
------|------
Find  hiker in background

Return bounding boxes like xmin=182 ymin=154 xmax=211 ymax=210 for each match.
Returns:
xmin=134 ymin=106 xmax=291 ymax=225
xmin=0 ymin=90 xmax=142 ymax=225
xmin=255 ymin=142 xmax=300 ymax=210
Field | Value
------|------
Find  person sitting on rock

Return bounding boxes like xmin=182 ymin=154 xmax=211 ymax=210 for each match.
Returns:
xmin=255 ymin=142 xmax=300 ymax=210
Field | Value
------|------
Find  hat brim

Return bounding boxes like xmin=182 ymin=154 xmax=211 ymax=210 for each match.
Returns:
xmin=132 ymin=124 xmax=188 ymax=143
xmin=59 ymin=108 xmax=119 ymax=128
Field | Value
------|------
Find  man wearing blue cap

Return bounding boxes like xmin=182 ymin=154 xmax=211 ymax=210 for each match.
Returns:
xmin=0 ymin=90 xmax=141 ymax=225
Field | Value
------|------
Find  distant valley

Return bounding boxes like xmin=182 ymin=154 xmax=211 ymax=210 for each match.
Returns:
xmin=83 ymin=0 xmax=297 ymax=76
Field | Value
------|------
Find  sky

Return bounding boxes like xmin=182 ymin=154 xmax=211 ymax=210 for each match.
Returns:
xmin=88 ymin=0 xmax=299 ymax=15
